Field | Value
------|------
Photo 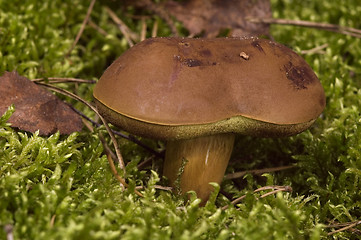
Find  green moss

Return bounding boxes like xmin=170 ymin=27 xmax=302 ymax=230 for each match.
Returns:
xmin=1 ymin=0 xmax=361 ymax=239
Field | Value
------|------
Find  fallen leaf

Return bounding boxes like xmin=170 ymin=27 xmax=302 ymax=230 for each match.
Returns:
xmin=165 ymin=0 xmax=272 ymax=37
xmin=0 ymin=71 xmax=83 ymax=136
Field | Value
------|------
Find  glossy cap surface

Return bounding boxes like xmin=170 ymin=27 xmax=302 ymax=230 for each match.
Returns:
xmin=94 ymin=37 xmax=325 ymax=139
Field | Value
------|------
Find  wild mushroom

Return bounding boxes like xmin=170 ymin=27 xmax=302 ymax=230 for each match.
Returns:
xmin=93 ymin=37 xmax=325 ymax=201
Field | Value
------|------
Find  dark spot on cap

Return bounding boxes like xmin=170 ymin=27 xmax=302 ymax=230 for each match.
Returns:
xmin=319 ymin=95 xmax=326 ymax=108
xmin=283 ymin=62 xmax=315 ymax=90
xmin=200 ymin=49 xmax=212 ymax=57
xmin=143 ymin=38 xmax=156 ymax=46
xmin=115 ymin=64 xmax=123 ymax=76
xmin=183 ymin=59 xmax=203 ymax=67
xmin=179 ymin=42 xmax=191 ymax=47
xmin=251 ymin=40 xmax=265 ymax=53
xmin=170 ymin=56 xmax=182 ymax=84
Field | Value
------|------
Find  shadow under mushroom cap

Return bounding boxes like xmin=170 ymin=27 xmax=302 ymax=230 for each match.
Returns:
xmin=95 ymin=98 xmax=317 ymax=140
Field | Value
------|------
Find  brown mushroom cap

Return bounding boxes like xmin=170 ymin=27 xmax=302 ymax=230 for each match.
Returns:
xmin=94 ymin=37 xmax=325 ymax=140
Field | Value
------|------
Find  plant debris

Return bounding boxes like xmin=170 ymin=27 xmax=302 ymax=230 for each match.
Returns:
xmin=164 ymin=0 xmax=272 ymax=37
xmin=0 ymin=71 xmax=83 ymax=135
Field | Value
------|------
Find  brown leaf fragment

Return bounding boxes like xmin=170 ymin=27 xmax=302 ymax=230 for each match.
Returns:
xmin=0 ymin=71 xmax=83 ymax=136
xmin=165 ymin=0 xmax=272 ymax=38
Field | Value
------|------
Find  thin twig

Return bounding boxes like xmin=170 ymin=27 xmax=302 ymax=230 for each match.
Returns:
xmin=50 ymin=215 xmax=56 ymax=227
xmin=69 ymin=105 xmax=163 ymax=158
xmin=327 ymin=220 xmax=361 ymax=236
xmin=224 ymin=165 xmax=296 ymax=180
xmin=151 ymin=20 xmax=158 ymax=38
xmin=66 ymin=0 xmax=96 ymax=57
xmin=300 ymin=43 xmax=328 ymax=55
xmin=32 ymin=77 xmax=96 ymax=84
xmin=106 ymin=155 xmax=144 ymax=197
xmin=4 ymin=224 xmax=13 ymax=240
xmin=254 ymin=185 xmax=292 ymax=193
xmin=137 ymin=155 xmax=155 ymax=170
xmin=139 ymin=0 xmax=178 ymax=36
xmin=137 ymin=152 xmax=166 ymax=169
xmin=135 ymin=185 xmax=172 ymax=191
xmin=105 ymin=6 xmax=138 ymax=47
xmin=33 ymin=82 xmax=167 ymax=198
xmin=222 ymin=185 xmax=292 ymax=210
xmin=35 ymin=82 xmax=126 ymax=172
xmin=326 ymin=220 xmax=361 ymax=228
xmin=88 ymin=19 xmax=108 ymax=36
xmin=258 ymin=187 xmax=292 ymax=198
xmin=140 ymin=17 xmax=147 ymax=41
xmin=98 ymin=132 xmax=118 ymax=164
xmin=247 ymin=17 xmax=361 ymax=38
xmin=97 ymin=126 xmax=143 ymax=197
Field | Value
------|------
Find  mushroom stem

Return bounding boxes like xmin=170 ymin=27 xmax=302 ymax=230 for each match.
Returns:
xmin=163 ymin=133 xmax=235 ymax=202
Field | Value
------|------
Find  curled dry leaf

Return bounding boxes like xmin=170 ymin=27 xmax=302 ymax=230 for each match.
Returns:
xmin=0 ymin=71 xmax=83 ymax=135
xmin=165 ymin=0 xmax=272 ymax=37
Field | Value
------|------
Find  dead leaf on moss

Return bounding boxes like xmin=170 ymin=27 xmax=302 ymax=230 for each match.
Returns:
xmin=165 ymin=0 xmax=272 ymax=37
xmin=0 ymin=71 xmax=83 ymax=136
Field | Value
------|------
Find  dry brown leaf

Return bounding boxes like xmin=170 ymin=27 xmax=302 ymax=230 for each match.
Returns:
xmin=165 ymin=0 xmax=272 ymax=37
xmin=0 ymin=71 xmax=83 ymax=136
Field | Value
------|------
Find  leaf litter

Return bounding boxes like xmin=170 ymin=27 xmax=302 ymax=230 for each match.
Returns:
xmin=0 ymin=71 xmax=83 ymax=136
xmin=164 ymin=0 xmax=272 ymax=37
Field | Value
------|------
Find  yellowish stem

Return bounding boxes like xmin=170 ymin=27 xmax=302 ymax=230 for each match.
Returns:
xmin=163 ymin=133 xmax=235 ymax=202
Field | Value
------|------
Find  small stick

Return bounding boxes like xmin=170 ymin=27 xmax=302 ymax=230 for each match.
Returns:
xmin=106 ymin=155 xmax=144 ymax=197
xmin=36 ymin=82 xmax=126 ymax=172
xmin=326 ymin=220 xmax=361 ymax=228
xmin=135 ymin=185 xmax=172 ymax=191
xmin=300 ymin=43 xmax=328 ymax=55
xmin=98 ymin=132 xmax=118 ymax=163
xmin=247 ymin=17 xmax=361 ymax=38
xmin=137 ymin=155 xmax=155 ymax=170
xmin=50 ymin=215 xmax=56 ymax=227
xmin=140 ymin=17 xmax=147 ymax=41
xmin=66 ymin=0 xmax=96 ymax=57
xmin=69 ymin=105 xmax=163 ymax=158
xmin=224 ymin=165 xmax=296 ymax=180
xmin=327 ymin=220 xmax=361 ymax=236
xmin=34 ymin=82 xmax=164 ymax=198
xmin=258 ymin=187 xmax=292 ymax=198
xmin=222 ymin=185 xmax=292 ymax=210
xmin=254 ymin=185 xmax=292 ymax=193
xmin=105 ymin=7 xmax=138 ymax=47
xmin=139 ymin=0 xmax=178 ymax=36
xmin=32 ymin=77 xmax=96 ymax=84
xmin=88 ymin=19 xmax=108 ymax=36
xmin=4 ymin=224 xmax=13 ymax=240
xmin=151 ymin=19 xmax=158 ymax=37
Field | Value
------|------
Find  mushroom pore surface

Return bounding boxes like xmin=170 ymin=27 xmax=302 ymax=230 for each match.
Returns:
xmin=93 ymin=37 xmax=325 ymax=140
